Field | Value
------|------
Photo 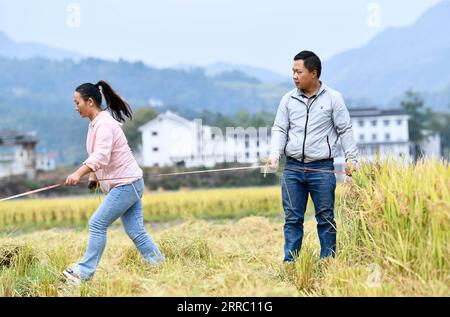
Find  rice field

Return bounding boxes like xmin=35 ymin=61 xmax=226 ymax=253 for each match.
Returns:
xmin=0 ymin=186 xmax=288 ymax=231
xmin=0 ymin=156 xmax=449 ymax=296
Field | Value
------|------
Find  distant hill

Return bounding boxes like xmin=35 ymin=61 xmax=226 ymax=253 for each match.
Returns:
xmin=323 ymin=0 xmax=450 ymax=111
xmin=0 ymin=56 xmax=286 ymax=115
xmin=176 ymin=62 xmax=289 ymax=84
xmin=203 ymin=62 xmax=289 ymax=84
xmin=0 ymin=56 xmax=287 ymax=165
xmin=0 ymin=31 xmax=83 ymax=60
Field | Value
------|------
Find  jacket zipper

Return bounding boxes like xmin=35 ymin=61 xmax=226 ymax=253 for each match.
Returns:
xmin=300 ymin=92 xmax=324 ymax=163
xmin=327 ymin=135 xmax=331 ymax=158
xmin=301 ymin=109 xmax=309 ymax=163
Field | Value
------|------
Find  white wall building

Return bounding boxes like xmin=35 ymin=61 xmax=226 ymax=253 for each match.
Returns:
xmin=0 ymin=131 xmax=38 ymax=179
xmin=0 ymin=131 xmax=57 ymax=179
xmin=36 ymin=151 xmax=57 ymax=172
xmin=335 ymin=108 xmax=411 ymax=166
xmin=138 ymin=111 xmax=271 ymax=168
xmin=138 ymin=108 xmax=442 ymax=170
xmin=333 ymin=108 xmax=410 ymax=172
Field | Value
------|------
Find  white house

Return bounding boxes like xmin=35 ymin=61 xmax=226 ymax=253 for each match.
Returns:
xmin=0 ymin=131 xmax=58 ymax=179
xmin=0 ymin=130 xmax=38 ymax=179
xmin=138 ymin=111 xmax=271 ymax=168
xmin=36 ymin=151 xmax=57 ymax=172
xmin=335 ymin=107 xmax=412 ymax=166
xmin=331 ymin=107 xmax=411 ymax=173
xmin=138 ymin=108 xmax=441 ymax=170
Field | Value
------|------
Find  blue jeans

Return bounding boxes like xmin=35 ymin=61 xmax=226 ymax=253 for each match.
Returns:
xmin=282 ymin=157 xmax=337 ymax=262
xmin=73 ymin=178 xmax=165 ymax=280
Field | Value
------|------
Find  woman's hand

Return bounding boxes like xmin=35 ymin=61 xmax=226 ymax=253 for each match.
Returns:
xmin=65 ymin=172 xmax=82 ymax=186
xmin=65 ymin=164 xmax=93 ymax=186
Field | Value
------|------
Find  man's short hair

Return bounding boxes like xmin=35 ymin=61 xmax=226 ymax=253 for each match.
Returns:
xmin=294 ymin=51 xmax=322 ymax=78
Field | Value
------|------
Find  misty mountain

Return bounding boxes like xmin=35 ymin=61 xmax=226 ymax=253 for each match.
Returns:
xmin=0 ymin=56 xmax=287 ymax=165
xmin=176 ymin=62 xmax=289 ymax=84
xmin=322 ymin=0 xmax=450 ymax=111
xmin=204 ymin=62 xmax=289 ymax=84
xmin=0 ymin=31 xmax=83 ymax=61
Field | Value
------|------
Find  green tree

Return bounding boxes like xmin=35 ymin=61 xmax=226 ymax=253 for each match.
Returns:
xmin=251 ymin=111 xmax=275 ymax=127
xmin=400 ymin=91 xmax=433 ymax=160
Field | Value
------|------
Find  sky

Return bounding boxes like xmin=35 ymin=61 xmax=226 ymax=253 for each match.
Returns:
xmin=0 ymin=0 xmax=443 ymax=75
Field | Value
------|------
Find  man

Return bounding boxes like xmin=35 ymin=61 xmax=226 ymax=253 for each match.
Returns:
xmin=268 ymin=50 xmax=359 ymax=262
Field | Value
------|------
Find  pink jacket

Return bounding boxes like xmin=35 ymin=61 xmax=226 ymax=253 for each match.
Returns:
xmin=83 ymin=111 xmax=143 ymax=194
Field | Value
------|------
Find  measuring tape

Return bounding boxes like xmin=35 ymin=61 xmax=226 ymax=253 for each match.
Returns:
xmin=0 ymin=163 xmax=350 ymax=202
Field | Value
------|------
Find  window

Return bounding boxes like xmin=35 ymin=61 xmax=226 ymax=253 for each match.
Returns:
xmin=383 ymin=120 xmax=390 ymax=126
xmin=152 ymin=131 xmax=158 ymax=136
xmin=385 ymin=133 xmax=390 ymax=141
xmin=397 ymin=119 xmax=402 ymax=125
xmin=153 ymin=147 xmax=158 ymax=152
xmin=211 ymin=133 xmax=215 ymax=140
xmin=358 ymin=120 xmax=364 ymax=127
xmin=371 ymin=120 xmax=377 ymax=127
xmin=359 ymin=134 xmax=365 ymax=141
xmin=372 ymin=134 xmax=377 ymax=141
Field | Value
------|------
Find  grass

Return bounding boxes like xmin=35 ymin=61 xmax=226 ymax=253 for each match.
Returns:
xmin=0 ymin=155 xmax=448 ymax=296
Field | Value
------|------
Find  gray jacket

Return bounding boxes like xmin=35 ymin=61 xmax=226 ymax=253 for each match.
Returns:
xmin=270 ymin=82 xmax=359 ymax=164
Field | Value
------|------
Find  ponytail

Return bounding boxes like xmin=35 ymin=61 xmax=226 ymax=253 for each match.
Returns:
xmin=96 ymin=80 xmax=132 ymax=123
xmin=75 ymin=80 xmax=133 ymax=123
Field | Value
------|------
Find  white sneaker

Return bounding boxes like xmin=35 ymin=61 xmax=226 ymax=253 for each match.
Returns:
xmin=63 ymin=268 xmax=82 ymax=286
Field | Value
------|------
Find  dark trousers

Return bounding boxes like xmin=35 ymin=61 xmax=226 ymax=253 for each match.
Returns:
xmin=281 ymin=157 xmax=337 ymax=262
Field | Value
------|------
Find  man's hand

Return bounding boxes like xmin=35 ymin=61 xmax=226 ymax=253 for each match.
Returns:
xmin=65 ymin=172 xmax=82 ymax=186
xmin=267 ymin=155 xmax=280 ymax=170
xmin=345 ymin=162 xmax=360 ymax=177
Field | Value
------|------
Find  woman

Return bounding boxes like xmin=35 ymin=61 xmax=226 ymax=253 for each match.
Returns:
xmin=63 ymin=80 xmax=165 ymax=285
